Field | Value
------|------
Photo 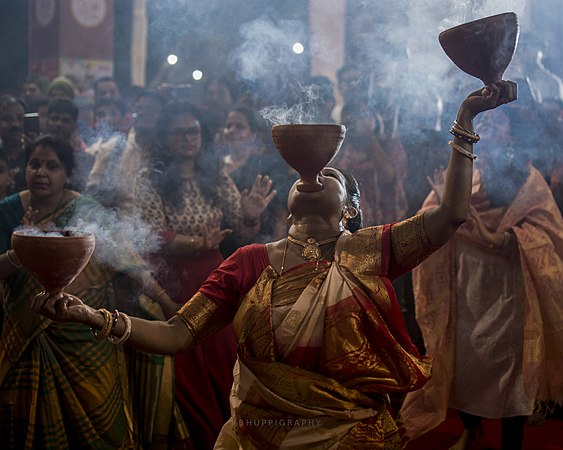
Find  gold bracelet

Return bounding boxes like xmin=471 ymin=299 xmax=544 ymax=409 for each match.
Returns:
xmin=91 ymin=308 xmax=113 ymax=341
xmin=450 ymin=120 xmax=480 ymax=143
xmin=110 ymin=309 xmax=120 ymax=333
xmin=109 ymin=312 xmax=132 ymax=345
xmin=448 ymin=141 xmax=477 ymax=161
xmin=6 ymin=249 xmax=22 ymax=268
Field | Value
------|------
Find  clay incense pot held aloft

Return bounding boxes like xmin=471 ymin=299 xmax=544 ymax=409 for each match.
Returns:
xmin=272 ymin=124 xmax=346 ymax=192
xmin=439 ymin=12 xmax=519 ymax=102
xmin=12 ymin=229 xmax=95 ymax=293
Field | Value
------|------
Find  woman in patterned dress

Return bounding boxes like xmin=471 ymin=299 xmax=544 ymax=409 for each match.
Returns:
xmin=130 ymin=101 xmax=274 ymax=449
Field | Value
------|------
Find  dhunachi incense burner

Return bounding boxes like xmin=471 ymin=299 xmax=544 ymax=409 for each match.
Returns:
xmin=439 ymin=12 xmax=519 ymax=102
xmin=272 ymin=124 xmax=346 ymax=192
xmin=12 ymin=228 xmax=95 ymax=293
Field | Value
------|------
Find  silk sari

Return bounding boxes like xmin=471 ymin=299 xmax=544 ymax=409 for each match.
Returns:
xmin=178 ymin=214 xmax=437 ymax=449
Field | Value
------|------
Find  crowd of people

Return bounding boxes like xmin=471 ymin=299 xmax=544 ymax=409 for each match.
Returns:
xmin=0 ymin=28 xmax=561 ymax=450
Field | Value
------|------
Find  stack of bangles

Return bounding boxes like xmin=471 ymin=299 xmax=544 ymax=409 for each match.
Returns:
xmin=449 ymin=120 xmax=479 ymax=161
xmin=91 ymin=308 xmax=132 ymax=344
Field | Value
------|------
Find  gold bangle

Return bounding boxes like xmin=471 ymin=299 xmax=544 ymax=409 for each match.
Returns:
xmin=91 ymin=308 xmax=113 ymax=341
xmin=448 ymin=141 xmax=477 ymax=161
xmin=108 ymin=312 xmax=132 ymax=344
xmin=451 ymin=120 xmax=480 ymax=143
xmin=6 ymin=249 xmax=22 ymax=268
xmin=110 ymin=310 xmax=120 ymax=333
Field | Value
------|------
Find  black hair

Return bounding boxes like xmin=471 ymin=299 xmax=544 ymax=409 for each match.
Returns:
xmin=47 ymin=97 xmax=79 ymax=122
xmin=151 ymin=101 xmax=223 ymax=208
xmin=26 ymin=134 xmax=74 ymax=176
xmin=337 ymin=167 xmax=363 ymax=233
xmin=134 ymin=89 xmax=168 ymax=107
xmin=26 ymin=95 xmax=50 ymax=112
xmin=204 ymin=75 xmax=236 ymax=99
xmin=337 ymin=63 xmax=359 ymax=82
xmin=21 ymin=75 xmax=47 ymax=93
xmin=228 ymin=105 xmax=271 ymax=140
xmin=0 ymin=95 xmax=26 ymax=114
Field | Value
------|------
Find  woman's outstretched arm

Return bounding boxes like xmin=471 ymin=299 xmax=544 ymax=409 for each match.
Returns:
xmin=423 ymin=81 xmax=512 ymax=246
xmin=32 ymin=291 xmax=193 ymax=354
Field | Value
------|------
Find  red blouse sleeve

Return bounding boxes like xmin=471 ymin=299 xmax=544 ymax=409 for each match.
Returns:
xmin=176 ymin=244 xmax=269 ymax=343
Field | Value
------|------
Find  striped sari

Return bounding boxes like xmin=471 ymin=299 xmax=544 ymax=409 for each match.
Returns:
xmin=0 ymin=193 xmax=189 ymax=449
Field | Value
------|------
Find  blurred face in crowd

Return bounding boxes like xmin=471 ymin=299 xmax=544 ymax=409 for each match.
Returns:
xmin=95 ymin=80 xmax=119 ymax=102
xmin=0 ymin=102 xmax=25 ymax=148
xmin=95 ymin=104 xmax=123 ymax=134
xmin=221 ymin=111 xmax=254 ymax=144
xmin=21 ymin=82 xmax=42 ymax=104
xmin=166 ymin=113 xmax=202 ymax=161
xmin=26 ymin=144 xmax=69 ymax=200
xmin=47 ymin=112 xmax=76 ymax=142
xmin=133 ymin=96 xmax=162 ymax=133
xmin=205 ymin=80 xmax=232 ymax=110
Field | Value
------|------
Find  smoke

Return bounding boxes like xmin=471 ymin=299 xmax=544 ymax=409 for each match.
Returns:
xmin=259 ymin=82 xmax=328 ymax=125
xmin=60 ymin=203 xmax=162 ymax=270
xmin=229 ymin=14 xmax=308 ymax=102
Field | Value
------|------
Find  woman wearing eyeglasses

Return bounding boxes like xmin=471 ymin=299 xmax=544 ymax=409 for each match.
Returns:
xmin=131 ymin=100 xmax=275 ymax=449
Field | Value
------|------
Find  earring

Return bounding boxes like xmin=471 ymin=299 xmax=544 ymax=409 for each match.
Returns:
xmin=341 ymin=209 xmax=352 ymax=228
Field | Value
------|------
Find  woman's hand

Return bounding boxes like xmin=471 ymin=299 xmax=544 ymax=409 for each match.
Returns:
xmin=202 ymin=211 xmax=232 ymax=250
xmin=240 ymin=175 xmax=276 ymax=224
xmin=31 ymin=291 xmax=100 ymax=327
xmin=458 ymin=81 xmax=512 ymax=121
xmin=466 ymin=206 xmax=504 ymax=248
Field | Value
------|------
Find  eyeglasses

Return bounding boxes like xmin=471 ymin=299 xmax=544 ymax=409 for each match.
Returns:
xmin=167 ymin=127 xmax=201 ymax=139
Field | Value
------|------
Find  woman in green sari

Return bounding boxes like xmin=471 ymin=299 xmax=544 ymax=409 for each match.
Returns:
xmin=0 ymin=134 xmax=189 ymax=449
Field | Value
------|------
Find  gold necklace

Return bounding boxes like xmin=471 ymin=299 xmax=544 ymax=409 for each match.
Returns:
xmin=279 ymin=238 xmax=337 ymax=276
xmin=287 ymin=234 xmax=340 ymax=261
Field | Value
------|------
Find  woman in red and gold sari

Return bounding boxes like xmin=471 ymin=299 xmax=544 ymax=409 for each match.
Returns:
xmin=33 ymin=82 xmax=511 ymax=449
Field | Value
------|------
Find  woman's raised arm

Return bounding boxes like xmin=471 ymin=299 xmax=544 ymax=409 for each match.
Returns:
xmin=423 ymin=81 xmax=513 ymax=246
